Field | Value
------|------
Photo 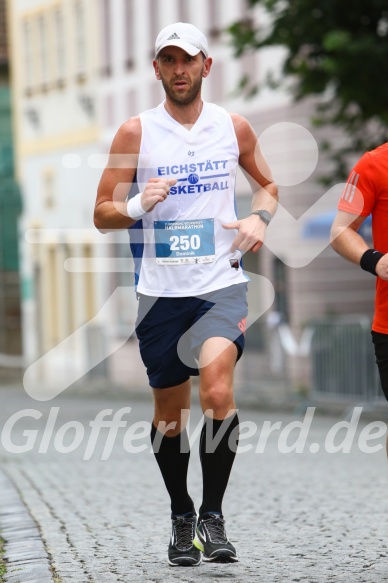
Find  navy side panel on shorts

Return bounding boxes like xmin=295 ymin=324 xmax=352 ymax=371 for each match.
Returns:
xmin=136 ymin=295 xmax=200 ymax=388
xmin=135 ymin=283 xmax=248 ymax=389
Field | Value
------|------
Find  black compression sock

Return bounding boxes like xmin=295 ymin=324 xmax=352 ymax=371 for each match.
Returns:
xmin=199 ymin=413 xmax=239 ymax=517
xmin=150 ymin=423 xmax=194 ymax=516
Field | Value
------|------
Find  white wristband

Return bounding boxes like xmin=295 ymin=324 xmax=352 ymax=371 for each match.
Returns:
xmin=127 ymin=192 xmax=147 ymax=220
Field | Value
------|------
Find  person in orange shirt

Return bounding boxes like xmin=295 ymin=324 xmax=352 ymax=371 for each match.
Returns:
xmin=331 ymin=143 xmax=388 ymax=451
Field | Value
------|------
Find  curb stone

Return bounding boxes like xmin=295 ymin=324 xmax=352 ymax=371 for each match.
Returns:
xmin=0 ymin=470 xmax=55 ymax=583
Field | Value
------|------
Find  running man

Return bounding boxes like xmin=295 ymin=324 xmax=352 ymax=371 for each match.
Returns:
xmin=331 ymin=143 xmax=388 ymax=452
xmin=94 ymin=22 xmax=278 ymax=566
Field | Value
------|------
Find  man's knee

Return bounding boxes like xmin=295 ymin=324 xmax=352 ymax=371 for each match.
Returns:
xmin=153 ymin=391 xmax=191 ymax=436
xmin=200 ymin=384 xmax=234 ymax=416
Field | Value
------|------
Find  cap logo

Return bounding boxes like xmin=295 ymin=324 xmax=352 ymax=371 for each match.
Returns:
xmin=167 ymin=32 xmax=180 ymax=40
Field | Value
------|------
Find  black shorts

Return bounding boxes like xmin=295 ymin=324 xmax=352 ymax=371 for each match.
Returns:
xmin=135 ymin=283 xmax=248 ymax=389
xmin=371 ymin=330 xmax=388 ymax=401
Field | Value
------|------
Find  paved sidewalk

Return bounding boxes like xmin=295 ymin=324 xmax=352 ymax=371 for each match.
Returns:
xmin=0 ymin=386 xmax=388 ymax=582
xmin=0 ymin=472 xmax=53 ymax=583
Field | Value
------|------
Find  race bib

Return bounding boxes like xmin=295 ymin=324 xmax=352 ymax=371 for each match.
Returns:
xmin=154 ymin=218 xmax=215 ymax=265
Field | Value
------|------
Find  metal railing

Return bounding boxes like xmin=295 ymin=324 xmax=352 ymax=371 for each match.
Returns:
xmin=310 ymin=316 xmax=382 ymax=403
xmin=233 ymin=315 xmax=384 ymax=406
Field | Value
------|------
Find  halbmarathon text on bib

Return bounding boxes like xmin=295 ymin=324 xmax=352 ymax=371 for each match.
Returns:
xmin=154 ymin=218 xmax=215 ymax=265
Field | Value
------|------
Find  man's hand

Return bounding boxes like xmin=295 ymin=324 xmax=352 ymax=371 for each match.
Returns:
xmin=222 ymin=214 xmax=267 ymax=253
xmin=376 ymin=254 xmax=388 ymax=280
xmin=141 ymin=178 xmax=177 ymax=212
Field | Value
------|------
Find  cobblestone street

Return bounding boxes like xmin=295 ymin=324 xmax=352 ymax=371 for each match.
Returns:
xmin=0 ymin=386 xmax=388 ymax=582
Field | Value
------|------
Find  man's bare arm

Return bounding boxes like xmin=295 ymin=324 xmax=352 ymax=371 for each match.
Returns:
xmin=331 ymin=211 xmax=369 ymax=263
xmin=94 ymin=117 xmax=141 ymax=231
xmin=331 ymin=211 xmax=388 ymax=280
xmin=222 ymin=114 xmax=278 ymax=253
xmin=94 ymin=117 xmax=176 ymax=232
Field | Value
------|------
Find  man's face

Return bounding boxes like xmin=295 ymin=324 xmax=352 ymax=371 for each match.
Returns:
xmin=154 ymin=46 xmax=211 ymax=106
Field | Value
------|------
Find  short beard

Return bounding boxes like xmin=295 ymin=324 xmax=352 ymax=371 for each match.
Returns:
xmin=161 ymin=75 xmax=203 ymax=107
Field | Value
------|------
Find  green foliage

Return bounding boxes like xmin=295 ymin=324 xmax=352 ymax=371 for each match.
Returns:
xmin=228 ymin=1 xmax=388 ymax=179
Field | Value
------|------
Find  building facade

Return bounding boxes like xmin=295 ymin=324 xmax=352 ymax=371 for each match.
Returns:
xmin=8 ymin=0 xmax=376 ymax=393
xmin=7 ymin=0 xmax=105 ymax=386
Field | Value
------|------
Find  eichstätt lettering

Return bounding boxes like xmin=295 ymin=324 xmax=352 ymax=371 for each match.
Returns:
xmin=158 ymin=159 xmax=229 ymax=175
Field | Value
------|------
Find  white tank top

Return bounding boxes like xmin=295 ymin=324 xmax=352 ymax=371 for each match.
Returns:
xmin=130 ymin=101 xmax=248 ymax=297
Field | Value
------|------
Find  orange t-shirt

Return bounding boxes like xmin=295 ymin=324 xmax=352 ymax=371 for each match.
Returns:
xmin=338 ymin=142 xmax=388 ymax=333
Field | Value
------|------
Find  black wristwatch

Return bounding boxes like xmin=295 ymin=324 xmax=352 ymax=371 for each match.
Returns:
xmin=250 ymin=209 xmax=272 ymax=225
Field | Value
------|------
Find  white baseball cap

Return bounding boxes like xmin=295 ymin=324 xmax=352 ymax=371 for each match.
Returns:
xmin=155 ymin=22 xmax=209 ymax=58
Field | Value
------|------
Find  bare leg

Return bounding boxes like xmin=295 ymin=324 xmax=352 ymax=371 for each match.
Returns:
xmin=153 ymin=379 xmax=191 ymax=435
xmin=199 ymin=337 xmax=238 ymax=419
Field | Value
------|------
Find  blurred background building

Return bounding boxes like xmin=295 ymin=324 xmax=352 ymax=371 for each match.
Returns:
xmin=4 ymin=0 xmax=380 ymax=403
xmin=7 ymin=0 xmax=106 ymax=385
xmin=0 ymin=0 xmax=22 ymax=364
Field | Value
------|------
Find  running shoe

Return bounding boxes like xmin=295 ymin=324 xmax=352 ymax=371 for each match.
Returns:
xmin=193 ymin=512 xmax=238 ymax=563
xmin=168 ymin=511 xmax=202 ymax=567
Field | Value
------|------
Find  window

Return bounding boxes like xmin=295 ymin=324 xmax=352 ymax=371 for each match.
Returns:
xmin=100 ymin=0 xmax=112 ymax=76
xmin=74 ymin=0 xmax=87 ymax=81
xmin=42 ymin=168 xmax=55 ymax=209
xmin=241 ymin=51 xmax=258 ymax=97
xmin=209 ymin=61 xmax=224 ymax=103
xmin=104 ymin=94 xmax=116 ymax=127
xmin=33 ymin=263 xmax=43 ymax=356
xmin=149 ymin=0 xmax=160 ymax=56
xmin=83 ymin=244 xmax=95 ymax=322
xmin=178 ymin=0 xmax=190 ymax=23
xmin=112 ymin=242 xmax=136 ymax=334
xmin=150 ymin=79 xmax=164 ymax=108
xmin=208 ymin=0 xmax=221 ymax=38
xmin=47 ymin=246 xmax=60 ymax=347
xmin=124 ymin=0 xmax=135 ymax=69
xmin=22 ymin=10 xmax=64 ymax=94
xmin=54 ymin=7 xmax=66 ymax=86
xmin=240 ymin=0 xmax=248 ymax=14
xmin=127 ymin=88 xmax=137 ymax=117
xmin=38 ymin=14 xmax=49 ymax=89
xmin=22 ymin=20 xmax=34 ymax=94
xmin=63 ymin=244 xmax=76 ymax=336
